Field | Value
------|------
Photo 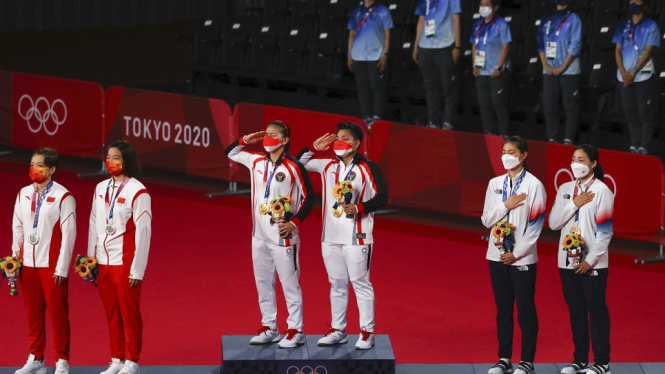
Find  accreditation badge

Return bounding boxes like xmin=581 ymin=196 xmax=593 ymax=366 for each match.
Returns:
xmin=425 ymin=19 xmax=436 ymax=37
xmin=546 ymin=41 xmax=557 ymax=59
xmin=475 ymin=50 xmax=486 ymax=68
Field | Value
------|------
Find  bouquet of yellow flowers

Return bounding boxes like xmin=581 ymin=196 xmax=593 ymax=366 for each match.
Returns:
xmin=492 ymin=221 xmax=517 ymax=254
xmin=332 ymin=181 xmax=354 ymax=218
xmin=269 ymin=196 xmax=292 ymax=223
xmin=1 ymin=256 xmax=22 ymax=296
xmin=75 ymin=255 xmax=98 ymax=285
xmin=562 ymin=233 xmax=585 ymax=267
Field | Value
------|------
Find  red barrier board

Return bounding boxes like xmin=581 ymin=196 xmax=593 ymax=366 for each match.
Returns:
xmin=233 ymin=103 xmax=368 ymax=194
xmin=104 ymin=87 xmax=235 ymax=180
xmin=370 ymin=121 xmax=665 ymax=242
xmin=0 ymin=71 xmax=104 ymax=158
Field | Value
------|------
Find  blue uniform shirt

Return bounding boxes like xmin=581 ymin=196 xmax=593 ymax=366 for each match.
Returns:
xmin=469 ymin=16 xmax=512 ymax=76
xmin=415 ymin=0 xmax=462 ymax=49
xmin=348 ymin=4 xmax=394 ymax=61
xmin=536 ymin=9 xmax=583 ymax=75
xmin=612 ymin=18 xmax=661 ymax=83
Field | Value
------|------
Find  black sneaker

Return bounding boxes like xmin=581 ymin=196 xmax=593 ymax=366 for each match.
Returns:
xmin=560 ymin=362 xmax=588 ymax=373
xmin=488 ymin=359 xmax=513 ymax=374
xmin=587 ymin=364 xmax=611 ymax=374
xmin=514 ymin=361 xmax=535 ymax=374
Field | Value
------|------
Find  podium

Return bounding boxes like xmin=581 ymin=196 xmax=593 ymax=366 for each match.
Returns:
xmin=222 ymin=335 xmax=396 ymax=374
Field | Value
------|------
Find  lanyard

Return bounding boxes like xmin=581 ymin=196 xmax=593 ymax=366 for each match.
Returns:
xmin=263 ymin=158 xmax=281 ymax=201
xmin=628 ymin=21 xmax=639 ymax=51
xmin=355 ymin=5 xmax=377 ymax=32
xmin=426 ymin=0 xmax=438 ymax=17
xmin=546 ymin=12 xmax=570 ymax=37
xmin=335 ymin=161 xmax=356 ymax=184
xmin=31 ymin=180 xmax=54 ymax=231
xmin=475 ymin=16 xmax=498 ymax=45
xmin=502 ymin=168 xmax=526 ymax=221
xmin=573 ymin=176 xmax=596 ymax=225
xmin=105 ymin=177 xmax=130 ymax=223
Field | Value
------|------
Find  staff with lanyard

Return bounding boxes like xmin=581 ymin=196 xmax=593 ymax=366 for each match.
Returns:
xmin=481 ymin=137 xmax=546 ymax=374
xmin=536 ymin=0 xmax=583 ymax=145
xmin=549 ymin=145 xmax=614 ymax=374
xmin=613 ymin=0 xmax=660 ymax=155
xmin=11 ymin=148 xmax=76 ymax=374
xmin=347 ymin=0 xmax=393 ymax=130
xmin=413 ymin=0 xmax=462 ymax=130
xmin=471 ymin=0 xmax=512 ymax=137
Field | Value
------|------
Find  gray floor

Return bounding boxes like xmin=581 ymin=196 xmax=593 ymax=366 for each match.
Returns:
xmin=1 ymin=363 xmax=663 ymax=374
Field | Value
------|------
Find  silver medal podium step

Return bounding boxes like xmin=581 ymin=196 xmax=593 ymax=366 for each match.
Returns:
xmin=222 ymin=335 xmax=396 ymax=374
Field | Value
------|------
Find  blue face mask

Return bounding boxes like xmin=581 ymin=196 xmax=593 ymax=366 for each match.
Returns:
xmin=629 ymin=3 xmax=644 ymax=15
xmin=553 ymin=0 xmax=568 ymax=5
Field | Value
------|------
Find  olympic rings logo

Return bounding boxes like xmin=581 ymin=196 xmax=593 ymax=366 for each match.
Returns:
xmin=17 ymin=95 xmax=67 ymax=135
xmin=554 ymin=168 xmax=617 ymax=197
xmin=287 ymin=366 xmax=328 ymax=374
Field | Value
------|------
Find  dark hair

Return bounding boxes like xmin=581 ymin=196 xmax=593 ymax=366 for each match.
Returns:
xmin=107 ymin=140 xmax=140 ymax=177
xmin=574 ymin=144 xmax=605 ymax=181
xmin=32 ymin=148 xmax=60 ymax=176
xmin=335 ymin=121 xmax=364 ymax=144
xmin=486 ymin=0 xmax=502 ymax=8
xmin=503 ymin=136 xmax=530 ymax=172
xmin=267 ymin=120 xmax=291 ymax=154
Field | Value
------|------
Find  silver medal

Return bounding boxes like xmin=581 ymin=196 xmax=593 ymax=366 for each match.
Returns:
xmin=105 ymin=223 xmax=116 ymax=235
xmin=28 ymin=233 xmax=40 ymax=245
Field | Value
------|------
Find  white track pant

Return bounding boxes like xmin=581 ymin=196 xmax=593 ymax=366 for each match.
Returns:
xmin=322 ymin=242 xmax=375 ymax=332
xmin=252 ymin=237 xmax=303 ymax=330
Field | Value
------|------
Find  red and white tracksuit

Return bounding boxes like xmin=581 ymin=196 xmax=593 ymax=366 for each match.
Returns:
xmin=298 ymin=148 xmax=388 ymax=332
xmin=88 ymin=177 xmax=152 ymax=362
xmin=12 ymin=181 xmax=76 ymax=361
xmin=226 ymin=139 xmax=314 ymax=331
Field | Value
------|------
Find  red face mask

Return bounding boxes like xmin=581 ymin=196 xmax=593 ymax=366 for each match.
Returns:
xmin=333 ymin=140 xmax=354 ymax=157
xmin=29 ymin=166 xmax=48 ymax=184
xmin=263 ymin=136 xmax=283 ymax=152
xmin=106 ymin=160 xmax=124 ymax=176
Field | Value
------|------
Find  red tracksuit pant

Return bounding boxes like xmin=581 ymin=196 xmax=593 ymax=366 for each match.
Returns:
xmin=20 ymin=266 xmax=70 ymax=361
xmin=97 ymin=265 xmax=143 ymax=362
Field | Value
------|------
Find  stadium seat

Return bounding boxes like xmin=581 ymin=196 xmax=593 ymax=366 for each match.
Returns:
xmin=308 ymin=24 xmax=345 ymax=80
xmin=220 ymin=18 xmax=256 ymax=69
xmin=192 ymin=19 xmax=223 ymax=68
xmin=319 ymin=0 xmax=349 ymax=29
xmin=249 ymin=21 xmax=284 ymax=73
xmin=280 ymin=22 xmax=315 ymax=77
xmin=386 ymin=0 xmax=415 ymax=27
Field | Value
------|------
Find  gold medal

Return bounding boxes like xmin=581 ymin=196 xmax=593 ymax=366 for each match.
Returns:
xmin=570 ymin=226 xmax=581 ymax=235
xmin=259 ymin=203 xmax=270 ymax=215
xmin=333 ymin=206 xmax=343 ymax=218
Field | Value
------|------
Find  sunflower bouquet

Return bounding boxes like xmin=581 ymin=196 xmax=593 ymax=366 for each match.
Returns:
xmin=269 ymin=196 xmax=293 ymax=224
xmin=492 ymin=221 xmax=517 ymax=254
xmin=1 ymin=256 xmax=22 ymax=296
xmin=75 ymin=255 xmax=98 ymax=285
xmin=332 ymin=181 xmax=354 ymax=219
xmin=562 ymin=233 xmax=585 ymax=267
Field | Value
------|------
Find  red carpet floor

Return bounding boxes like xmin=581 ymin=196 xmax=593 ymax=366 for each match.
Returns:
xmin=1 ymin=163 xmax=664 ymax=366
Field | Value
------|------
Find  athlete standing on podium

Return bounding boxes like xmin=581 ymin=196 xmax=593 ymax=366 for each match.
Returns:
xmin=225 ymin=121 xmax=314 ymax=348
xmin=298 ymin=121 xmax=388 ymax=350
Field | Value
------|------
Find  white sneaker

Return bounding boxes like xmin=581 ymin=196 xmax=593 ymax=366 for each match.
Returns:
xmin=249 ymin=326 xmax=281 ymax=345
xmin=277 ymin=329 xmax=306 ymax=348
xmin=560 ymin=362 xmax=588 ymax=374
xmin=514 ymin=361 xmax=535 ymax=374
xmin=317 ymin=327 xmax=348 ymax=346
xmin=119 ymin=360 xmax=140 ymax=374
xmin=54 ymin=359 xmax=70 ymax=374
xmin=100 ymin=358 xmax=125 ymax=374
xmin=355 ymin=327 xmax=375 ymax=350
xmin=14 ymin=354 xmax=47 ymax=374
xmin=488 ymin=359 xmax=513 ymax=374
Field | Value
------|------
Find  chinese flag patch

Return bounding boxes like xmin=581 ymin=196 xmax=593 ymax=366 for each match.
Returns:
xmin=47 ymin=197 xmax=56 ymax=203
xmin=118 ymin=197 xmax=126 ymax=204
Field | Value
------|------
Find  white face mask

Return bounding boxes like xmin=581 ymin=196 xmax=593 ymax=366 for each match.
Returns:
xmin=501 ymin=154 xmax=521 ymax=170
xmin=479 ymin=6 xmax=493 ymax=18
xmin=571 ymin=162 xmax=591 ymax=179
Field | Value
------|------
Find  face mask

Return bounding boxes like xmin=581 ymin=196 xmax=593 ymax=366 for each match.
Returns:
xmin=107 ymin=160 xmax=124 ymax=177
xmin=629 ymin=3 xmax=644 ymax=15
xmin=334 ymin=140 xmax=354 ymax=157
xmin=571 ymin=162 xmax=591 ymax=179
xmin=553 ymin=0 xmax=568 ymax=5
xmin=501 ymin=154 xmax=521 ymax=170
xmin=479 ymin=6 xmax=493 ymax=18
xmin=263 ymin=136 xmax=283 ymax=153
xmin=29 ymin=166 xmax=48 ymax=184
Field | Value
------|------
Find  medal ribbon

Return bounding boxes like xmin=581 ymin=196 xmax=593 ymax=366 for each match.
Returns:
xmin=426 ymin=0 xmax=439 ymax=17
xmin=263 ymin=157 xmax=281 ymax=203
xmin=572 ymin=176 xmax=596 ymax=226
xmin=105 ymin=177 xmax=130 ymax=224
xmin=355 ymin=5 xmax=377 ymax=33
xmin=475 ymin=15 xmax=498 ymax=45
xmin=31 ymin=180 xmax=54 ymax=231
xmin=502 ymin=168 xmax=526 ymax=221
xmin=546 ymin=12 xmax=570 ymax=37
xmin=628 ymin=21 xmax=639 ymax=51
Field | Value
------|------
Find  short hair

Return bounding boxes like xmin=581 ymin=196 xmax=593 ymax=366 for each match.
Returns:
xmin=335 ymin=121 xmax=364 ymax=144
xmin=107 ymin=140 xmax=140 ymax=177
xmin=32 ymin=148 xmax=60 ymax=176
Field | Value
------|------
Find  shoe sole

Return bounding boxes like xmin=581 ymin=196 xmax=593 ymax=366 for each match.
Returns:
xmin=278 ymin=341 xmax=306 ymax=349
xmin=355 ymin=344 xmax=375 ymax=350
xmin=317 ymin=338 xmax=348 ymax=346
xmin=249 ymin=336 xmax=282 ymax=345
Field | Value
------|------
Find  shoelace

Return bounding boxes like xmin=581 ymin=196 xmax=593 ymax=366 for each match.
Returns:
xmin=324 ymin=324 xmax=341 ymax=337
xmin=360 ymin=327 xmax=372 ymax=342
xmin=284 ymin=329 xmax=300 ymax=340
xmin=257 ymin=326 xmax=273 ymax=335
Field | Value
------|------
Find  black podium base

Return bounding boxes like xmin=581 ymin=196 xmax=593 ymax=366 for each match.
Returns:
xmin=222 ymin=335 xmax=396 ymax=374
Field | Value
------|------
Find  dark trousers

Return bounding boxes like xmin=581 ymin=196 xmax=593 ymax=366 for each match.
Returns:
xmin=489 ymin=261 xmax=539 ymax=362
xmin=559 ymin=268 xmax=611 ymax=365
xmin=353 ymin=60 xmax=387 ymax=120
xmin=543 ymin=74 xmax=580 ymax=141
xmin=418 ymin=46 xmax=459 ymax=126
xmin=476 ymin=72 xmax=511 ymax=136
xmin=620 ymin=76 xmax=658 ymax=149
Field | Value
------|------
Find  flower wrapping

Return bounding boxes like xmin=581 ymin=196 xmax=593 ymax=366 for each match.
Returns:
xmin=1 ymin=256 xmax=22 ymax=296
xmin=75 ymin=255 xmax=98 ymax=285
xmin=332 ymin=181 xmax=355 ymax=218
xmin=492 ymin=221 xmax=517 ymax=254
xmin=561 ymin=233 xmax=586 ymax=267
xmin=269 ymin=196 xmax=293 ymax=224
